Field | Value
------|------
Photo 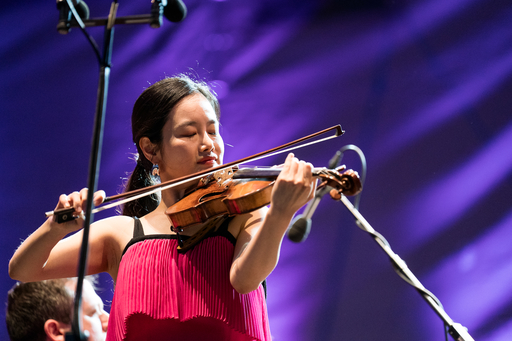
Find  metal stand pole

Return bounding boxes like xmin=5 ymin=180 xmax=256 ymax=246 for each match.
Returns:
xmin=59 ymin=0 xmax=174 ymax=339
xmin=338 ymin=194 xmax=475 ymax=341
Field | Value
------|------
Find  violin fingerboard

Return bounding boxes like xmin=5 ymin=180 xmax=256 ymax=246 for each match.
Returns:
xmin=232 ymin=168 xmax=280 ymax=179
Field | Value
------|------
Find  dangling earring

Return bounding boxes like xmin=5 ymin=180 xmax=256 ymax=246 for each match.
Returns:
xmin=152 ymin=164 xmax=160 ymax=177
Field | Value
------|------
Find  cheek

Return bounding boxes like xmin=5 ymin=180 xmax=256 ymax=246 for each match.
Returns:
xmin=160 ymin=144 xmax=197 ymax=175
xmin=82 ymin=316 xmax=104 ymax=336
xmin=215 ymin=139 xmax=225 ymax=161
xmin=163 ymin=140 xmax=194 ymax=159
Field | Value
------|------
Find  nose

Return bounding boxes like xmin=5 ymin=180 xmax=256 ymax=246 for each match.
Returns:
xmin=200 ymin=131 xmax=214 ymax=153
xmin=100 ymin=311 xmax=109 ymax=333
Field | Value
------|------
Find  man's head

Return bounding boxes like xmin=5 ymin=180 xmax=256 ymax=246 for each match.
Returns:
xmin=6 ymin=277 xmax=108 ymax=341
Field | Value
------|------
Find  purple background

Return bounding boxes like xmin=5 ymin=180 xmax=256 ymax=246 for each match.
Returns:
xmin=1 ymin=0 xmax=512 ymax=340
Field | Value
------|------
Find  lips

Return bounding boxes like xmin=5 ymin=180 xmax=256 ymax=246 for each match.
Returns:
xmin=197 ymin=156 xmax=217 ymax=164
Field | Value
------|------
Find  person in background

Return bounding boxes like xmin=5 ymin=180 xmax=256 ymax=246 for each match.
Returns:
xmin=6 ymin=277 xmax=109 ymax=341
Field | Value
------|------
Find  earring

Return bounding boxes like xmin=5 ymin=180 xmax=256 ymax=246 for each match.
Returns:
xmin=151 ymin=164 xmax=160 ymax=177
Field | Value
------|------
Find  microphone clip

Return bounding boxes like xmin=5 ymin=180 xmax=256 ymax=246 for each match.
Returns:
xmin=56 ymin=0 xmax=90 ymax=35
xmin=150 ymin=0 xmax=166 ymax=29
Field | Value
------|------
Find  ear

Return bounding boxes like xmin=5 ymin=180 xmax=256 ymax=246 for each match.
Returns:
xmin=139 ymin=136 xmax=161 ymax=164
xmin=44 ymin=319 xmax=69 ymax=341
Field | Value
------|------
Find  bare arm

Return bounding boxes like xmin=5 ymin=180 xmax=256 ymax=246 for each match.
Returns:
xmin=8 ymin=189 xmax=126 ymax=282
xmin=230 ymin=153 xmax=316 ymax=294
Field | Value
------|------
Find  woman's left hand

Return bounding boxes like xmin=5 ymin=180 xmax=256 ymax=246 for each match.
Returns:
xmin=270 ymin=153 xmax=316 ymax=217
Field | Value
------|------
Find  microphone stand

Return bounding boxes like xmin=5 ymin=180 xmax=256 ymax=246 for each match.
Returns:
xmin=58 ymin=1 xmax=172 ymax=340
xmin=337 ymin=194 xmax=475 ymax=341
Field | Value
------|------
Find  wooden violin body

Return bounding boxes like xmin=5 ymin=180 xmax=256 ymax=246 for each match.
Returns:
xmin=165 ymin=167 xmax=275 ymax=229
xmin=165 ymin=166 xmax=362 ymax=230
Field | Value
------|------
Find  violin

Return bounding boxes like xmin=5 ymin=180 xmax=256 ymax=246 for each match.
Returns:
xmin=166 ymin=165 xmax=362 ymax=230
xmin=47 ymin=125 xmax=361 ymax=229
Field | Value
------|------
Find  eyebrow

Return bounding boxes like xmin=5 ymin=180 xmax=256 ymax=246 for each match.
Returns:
xmin=175 ymin=119 xmax=218 ymax=129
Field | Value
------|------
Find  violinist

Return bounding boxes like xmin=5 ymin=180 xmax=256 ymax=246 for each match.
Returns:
xmin=8 ymin=75 xmax=316 ymax=341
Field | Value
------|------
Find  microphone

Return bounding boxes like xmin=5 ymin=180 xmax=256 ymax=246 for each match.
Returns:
xmin=286 ymin=151 xmax=343 ymax=243
xmin=287 ymin=186 xmax=331 ymax=243
xmin=164 ymin=0 xmax=187 ymax=23
xmin=56 ymin=0 xmax=90 ymax=35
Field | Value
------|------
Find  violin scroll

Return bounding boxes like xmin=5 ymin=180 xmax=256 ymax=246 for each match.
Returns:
xmin=324 ymin=169 xmax=362 ymax=200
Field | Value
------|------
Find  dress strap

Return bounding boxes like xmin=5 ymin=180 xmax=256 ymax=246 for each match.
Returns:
xmin=133 ymin=217 xmax=145 ymax=238
xmin=216 ymin=216 xmax=231 ymax=233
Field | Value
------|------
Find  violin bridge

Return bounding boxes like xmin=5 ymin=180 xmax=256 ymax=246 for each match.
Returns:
xmin=198 ymin=167 xmax=237 ymax=188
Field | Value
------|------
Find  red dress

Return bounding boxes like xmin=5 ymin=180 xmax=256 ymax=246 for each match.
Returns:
xmin=106 ymin=218 xmax=271 ymax=341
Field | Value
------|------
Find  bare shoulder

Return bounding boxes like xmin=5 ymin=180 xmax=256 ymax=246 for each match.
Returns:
xmin=88 ymin=215 xmax=135 ymax=257
xmin=89 ymin=215 xmax=136 ymax=280
xmin=228 ymin=207 xmax=269 ymax=239
xmin=91 ymin=215 xmax=135 ymax=243
xmin=93 ymin=215 xmax=135 ymax=229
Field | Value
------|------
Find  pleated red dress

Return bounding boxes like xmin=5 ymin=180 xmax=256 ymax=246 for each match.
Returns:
xmin=106 ymin=218 xmax=271 ymax=341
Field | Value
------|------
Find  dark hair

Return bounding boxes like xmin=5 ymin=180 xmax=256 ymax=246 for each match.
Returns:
xmin=122 ymin=74 xmax=221 ymax=218
xmin=6 ymin=279 xmax=73 ymax=341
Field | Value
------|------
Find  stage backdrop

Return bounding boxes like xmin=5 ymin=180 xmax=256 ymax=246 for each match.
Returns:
xmin=1 ymin=0 xmax=511 ymax=340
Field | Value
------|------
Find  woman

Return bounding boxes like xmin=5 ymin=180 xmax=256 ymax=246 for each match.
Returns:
xmin=9 ymin=75 xmax=316 ymax=341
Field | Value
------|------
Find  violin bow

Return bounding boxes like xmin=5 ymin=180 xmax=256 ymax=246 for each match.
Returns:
xmin=46 ymin=125 xmax=344 ymax=220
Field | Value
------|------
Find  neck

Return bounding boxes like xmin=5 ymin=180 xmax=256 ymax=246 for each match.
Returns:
xmin=160 ymin=189 xmax=184 ymax=208
xmin=159 ymin=177 xmax=200 ymax=208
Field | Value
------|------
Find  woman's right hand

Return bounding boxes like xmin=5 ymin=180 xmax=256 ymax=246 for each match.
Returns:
xmin=52 ymin=188 xmax=106 ymax=230
xmin=9 ymin=188 xmax=107 ymax=282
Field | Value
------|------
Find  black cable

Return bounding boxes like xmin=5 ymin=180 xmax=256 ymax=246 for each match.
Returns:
xmin=65 ymin=0 xmax=102 ymax=64
xmin=337 ymin=144 xmax=366 ymax=210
